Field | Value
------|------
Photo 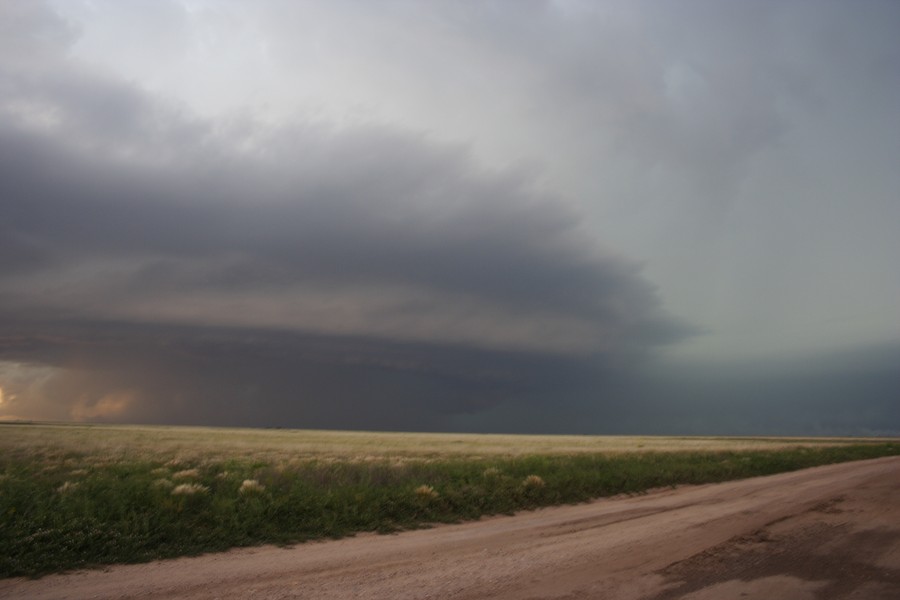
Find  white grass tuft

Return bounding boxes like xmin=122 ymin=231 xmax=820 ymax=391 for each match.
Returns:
xmin=239 ymin=479 xmax=266 ymax=495
xmin=171 ymin=483 xmax=208 ymax=496
xmin=522 ymin=474 xmax=545 ymax=489
xmin=414 ymin=484 xmax=439 ymax=501
xmin=172 ymin=468 xmax=200 ymax=480
xmin=57 ymin=481 xmax=78 ymax=493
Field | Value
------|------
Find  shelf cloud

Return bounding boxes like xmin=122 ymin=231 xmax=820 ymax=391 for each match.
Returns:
xmin=1 ymin=1 xmax=898 ymax=434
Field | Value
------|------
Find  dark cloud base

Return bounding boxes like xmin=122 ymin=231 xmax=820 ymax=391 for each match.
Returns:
xmin=0 ymin=318 xmax=600 ymax=431
xmin=2 ymin=318 xmax=897 ymax=436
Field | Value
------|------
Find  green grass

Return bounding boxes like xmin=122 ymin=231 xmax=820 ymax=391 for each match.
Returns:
xmin=1 ymin=423 xmax=898 ymax=578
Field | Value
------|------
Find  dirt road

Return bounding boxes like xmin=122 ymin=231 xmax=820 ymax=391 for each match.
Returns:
xmin=4 ymin=456 xmax=899 ymax=599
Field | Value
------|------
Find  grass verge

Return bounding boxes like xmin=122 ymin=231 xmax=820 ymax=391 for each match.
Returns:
xmin=1 ymin=425 xmax=898 ymax=578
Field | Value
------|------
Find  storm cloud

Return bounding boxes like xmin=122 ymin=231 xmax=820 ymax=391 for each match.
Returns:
xmin=0 ymin=0 xmax=692 ymax=427
xmin=1 ymin=0 xmax=898 ymax=434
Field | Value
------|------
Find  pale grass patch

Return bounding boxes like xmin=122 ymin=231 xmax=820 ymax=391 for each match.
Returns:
xmin=172 ymin=468 xmax=200 ymax=480
xmin=153 ymin=478 xmax=174 ymax=489
xmin=56 ymin=481 xmax=78 ymax=493
xmin=69 ymin=468 xmax=88 ymax=477
xmin=171 ymin=483 xmax=208 ymax=496
xmin=523 ymin=474 xmax=545 ymax=489
xmin=151 ymin=467 xmax=169 ymax=476
xmin=414 ymin=484 xmax=439 ymax=501
xmin=482 ymin=467 xmax=502 ymax=478
xmin=239 ymin=479 xmax=266 ymax=495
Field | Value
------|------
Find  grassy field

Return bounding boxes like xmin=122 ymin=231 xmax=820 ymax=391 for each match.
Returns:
xmin=2 ymin=423 xmax=898 ymax=578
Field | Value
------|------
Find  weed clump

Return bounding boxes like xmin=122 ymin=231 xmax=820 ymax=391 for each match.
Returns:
xmin=238 ymin=479 xmax=265 ymax=495
xmin=522 ymin=474 xmax=545 ymax=489
xmin=172 ymin=468 xmax=200 ymax=480
xmin=56 ymin=481 xmax=78 ymax=494
xmin=171 ymin=483 xmax=208 ymax=496
xmin=414 ymin=484 xmax=439 ymax=501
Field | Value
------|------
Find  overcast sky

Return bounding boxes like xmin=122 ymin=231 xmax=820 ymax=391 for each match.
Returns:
xmin=1 ymin=0 xmax=898 ymax=434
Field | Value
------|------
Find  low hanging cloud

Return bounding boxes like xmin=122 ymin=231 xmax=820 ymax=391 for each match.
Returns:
xmin=0 ymin=2 xmax=692 ymax=427
xmin=1 ymin=108 xmax=688 ymax=355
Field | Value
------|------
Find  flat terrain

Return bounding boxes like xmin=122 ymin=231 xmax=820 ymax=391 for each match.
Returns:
xmin=5 ymin=455 xmax=898 ymax=599
xmin=4 ymin=423 xmax=863 ymax=461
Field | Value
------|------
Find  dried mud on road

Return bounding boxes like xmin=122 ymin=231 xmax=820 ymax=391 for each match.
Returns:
xmin=4 ymin=456 xmax=899 ymax=600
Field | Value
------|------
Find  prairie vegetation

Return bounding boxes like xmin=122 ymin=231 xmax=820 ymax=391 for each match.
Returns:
xmin=2 ymin=423 xmax=898 ymax=578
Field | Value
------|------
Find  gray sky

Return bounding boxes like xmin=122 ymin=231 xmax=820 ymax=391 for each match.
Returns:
xmin=1 ymin=0 xmax=898 ymax=434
